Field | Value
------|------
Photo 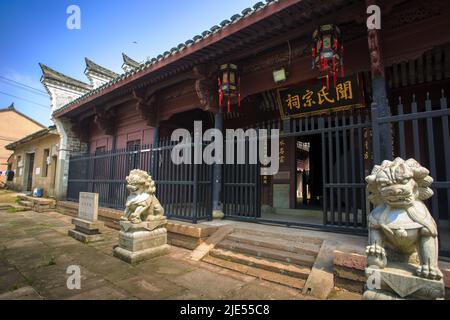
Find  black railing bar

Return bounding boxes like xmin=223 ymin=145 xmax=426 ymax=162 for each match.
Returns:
xmin=324 ymin=183 xmax=366 ymax=187
xmin=378 ymin=108 xmax=450 ymax=123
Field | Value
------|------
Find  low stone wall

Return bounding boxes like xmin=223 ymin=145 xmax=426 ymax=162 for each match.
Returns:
xmin=333 ymin=249 xmax=450 ymax=298
xmin=56 ymin=200 xmax=218 ymax=250
xmin=17 ymin=194 xmax=56 ymax=213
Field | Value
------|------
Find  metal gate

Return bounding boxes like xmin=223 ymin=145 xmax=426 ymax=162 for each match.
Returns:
xmin=67 ymin=139 xmax=213 ymax=223
xmin=222 ymin=137 xmax=261 ymax=219
xmin=221 ymin=109 xmax=372 ymax=230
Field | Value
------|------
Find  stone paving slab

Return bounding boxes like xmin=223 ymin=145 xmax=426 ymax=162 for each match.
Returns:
xmin=0 ymin=286 xmax=43 ymax=300
xmin=0 ymin=209 xmax=349 ymax=300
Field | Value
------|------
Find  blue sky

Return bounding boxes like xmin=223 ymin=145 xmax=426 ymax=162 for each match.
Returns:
xmin=0 ymin=0 xmax=258 ymax=126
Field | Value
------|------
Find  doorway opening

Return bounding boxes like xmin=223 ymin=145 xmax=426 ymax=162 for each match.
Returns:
xmin=295 ymin=134 xmax=323 ymax=210
xmin=26 ymin=153 xmax=35 ymax=191
xmin=261 ymin=134 xmax=324 ymax=226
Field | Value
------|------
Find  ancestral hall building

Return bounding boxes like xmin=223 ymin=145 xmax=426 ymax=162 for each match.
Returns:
xmin=41 ymin=0 xmax=450 ymax=253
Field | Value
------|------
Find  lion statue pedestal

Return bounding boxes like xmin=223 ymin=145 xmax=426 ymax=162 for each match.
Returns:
xmin=364 ymin=158 xmax=444 ymax=300
xmin=113 ymin=169 xmax=170 ymax=264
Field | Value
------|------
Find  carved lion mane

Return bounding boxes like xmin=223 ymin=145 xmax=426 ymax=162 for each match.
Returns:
xmin=366 ymin=157 xmax=433 ymax=206
xmin=126 ymin=169 xmax=156 ymax=195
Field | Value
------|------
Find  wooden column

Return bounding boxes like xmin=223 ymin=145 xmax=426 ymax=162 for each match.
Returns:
xmin=367 ymin=0 xmax=393 ymax=161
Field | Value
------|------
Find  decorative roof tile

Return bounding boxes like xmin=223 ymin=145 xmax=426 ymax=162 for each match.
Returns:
xmin=242 ymin=8 xmax=253 ymax=15
xmin=254 ymin=2 xmax=266 ymax=10
xmin=230 ymin=14 xmax=241 ymax=21
xmin=210 ymin=25 xmax=221 ymax=32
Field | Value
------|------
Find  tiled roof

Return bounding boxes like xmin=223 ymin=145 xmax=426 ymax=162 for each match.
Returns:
xmin=52 ymin=0 xmax=279 ymax=116
xmin=0 ymin=103 xmax=15 ymax=112
xmin=5 ymin=126 xmax=58 ymax=150
xmin=40 ymin=63 xmax=91 ymax=91
xmin=122 ymin=53 xmax=141 ymax=69
xmin=85 ymin=58 xmax=119 ymax=79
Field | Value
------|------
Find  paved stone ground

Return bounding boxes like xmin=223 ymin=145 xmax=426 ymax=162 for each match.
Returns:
xmin=0 ymin=208 xmax=359 ymax=300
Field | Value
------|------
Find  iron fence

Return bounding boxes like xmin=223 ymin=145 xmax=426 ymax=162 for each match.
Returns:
xmin=372 ymin=91 xmax=450 ymax=236
xmin=67 ymin=140 xmax=212 ymax=222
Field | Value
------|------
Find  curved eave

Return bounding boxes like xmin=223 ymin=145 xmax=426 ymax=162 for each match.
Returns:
xmin=52 ymin=0 xmax=300 ymax=118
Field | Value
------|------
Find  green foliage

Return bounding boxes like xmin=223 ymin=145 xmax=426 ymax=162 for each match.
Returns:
xmin=47 ymin=256 xmax=56 ymax=266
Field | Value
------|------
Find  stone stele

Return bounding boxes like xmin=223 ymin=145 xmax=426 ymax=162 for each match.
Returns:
xmin=113 ymin=169 xmax=169 ymax=263
xmin=364 ymin=158 xmax=444 ymax=300
xmin=68 ymin=192 xmax=104 ymax=243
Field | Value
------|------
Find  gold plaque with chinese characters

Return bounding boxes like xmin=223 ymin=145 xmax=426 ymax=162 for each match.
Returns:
xmin=276 ymin=74 xmax=364 ymax=119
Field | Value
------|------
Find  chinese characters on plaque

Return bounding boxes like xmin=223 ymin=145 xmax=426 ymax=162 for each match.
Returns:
xmin=277 ymin=74 xmax=364 ymax=119
xmin=279 ymin=139 xmax=286 ymax=165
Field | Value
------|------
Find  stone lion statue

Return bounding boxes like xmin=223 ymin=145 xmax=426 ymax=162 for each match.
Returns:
xmin=121 ymin=169 xmax=165 ymax=224
xmin=365 ymin=157 xmax=443 ymax=280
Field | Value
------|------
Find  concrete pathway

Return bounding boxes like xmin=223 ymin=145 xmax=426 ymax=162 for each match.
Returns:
xmin=0 ymin=209 xmax=360 ymax=300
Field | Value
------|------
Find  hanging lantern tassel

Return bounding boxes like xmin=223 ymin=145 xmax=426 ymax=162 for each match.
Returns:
xmin=326 ymin=74 xmax=330 ymax=91
xmin=238 ymin=77 xmax=241 ymax=108
xmin=340 ymin=64 xmax=344 ymax=77
xmin=218 ymin=77 xmax=223 ymax=107
xmin=332 ymin=57 xmax=337 ymax=87
xmin=227 ymin=97 xmax=231 ymax=113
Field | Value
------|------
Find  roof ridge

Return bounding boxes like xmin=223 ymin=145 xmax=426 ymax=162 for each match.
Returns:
xmin=5 ymin=126 xmax=58 ymax=150
xmin=40 ymin=63 xmax=91 ymax=91
xmin=0 ymin=103 xmax=46 ymax=128
xmin=85 ymin=57 xmax=119 ymax=78
xmin=0 ymin=103 xmax=14 ymax=111
xmin=122 ymin=53 xmax=141 ymax=68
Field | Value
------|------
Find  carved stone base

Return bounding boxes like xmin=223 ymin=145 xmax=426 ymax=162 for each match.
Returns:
xmin=113 ymin=222 xmax=170 ymax=264
xmin=68 ymin=218 xmax=104 ymax=243
xmin=364 ymin=263 xmax=445 ymax=300
xmin=113 ymin=244 xmax=170 ymax=264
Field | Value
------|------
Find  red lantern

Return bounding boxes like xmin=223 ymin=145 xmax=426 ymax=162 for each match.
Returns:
xmin=312 ymin=24 xmax=344 ymax=90
xmin=218 ymin=63 xmax=240 ymax=112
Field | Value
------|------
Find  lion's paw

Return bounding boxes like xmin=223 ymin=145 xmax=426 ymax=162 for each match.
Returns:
xmin=416 ymin=265 xmax=443 ymax=280
xmin=366 ymin=244 xmax=387 ymax=268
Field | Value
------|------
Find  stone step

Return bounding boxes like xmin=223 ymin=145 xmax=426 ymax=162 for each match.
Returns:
xmin=226 ymin=233 xmax=320 ymax=257
xmin=210 ymin=248 xmax=311 ymax=279
xmin=18 ymin=200 xmax=33 ymax=207
xmin=217 ymin=239 xmax=316 ymax=267
xmin=11 ymin=205 xmax=29 ymax=212
xmin=17 ymin=194 xmax=56 ymax=206
xmin=232 ymin=227 xmax=324 ymax=245
xmin=203 ymin=255 xmax=306 ymax=290
xmin=0 ymin=203 xmax=12 ymax=210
